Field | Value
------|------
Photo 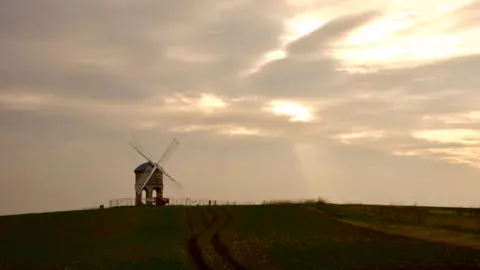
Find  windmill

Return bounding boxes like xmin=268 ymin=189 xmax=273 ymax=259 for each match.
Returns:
xmin=130 ymin=138 xmax=183 ymax=206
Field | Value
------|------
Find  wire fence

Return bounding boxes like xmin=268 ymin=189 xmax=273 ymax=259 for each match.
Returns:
xmin=108 ymin=197 xmax=259 ymax=208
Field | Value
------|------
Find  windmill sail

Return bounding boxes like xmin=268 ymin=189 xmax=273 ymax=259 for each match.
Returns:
xmin=162 ymin=169 xmax=183 ymax=188
xmin=130 ymin=142 xmax=154 ymax=164
xmin=158 ymin=138 xmax=179 ymax=165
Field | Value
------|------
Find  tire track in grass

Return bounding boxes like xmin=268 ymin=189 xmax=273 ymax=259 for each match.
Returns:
xmin=207 ymin=207 xmax=251 ymax=270
xmin=186 ymin=208 xmax=217 ymax=270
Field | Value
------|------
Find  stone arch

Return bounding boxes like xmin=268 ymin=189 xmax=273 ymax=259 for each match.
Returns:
xmin=152 ymin=189 xmax=158 ymax=205
xmin=141 ymin=189 xmax=147 ymax=204
xmin=154 ymin=187 xmax=162 ymax=197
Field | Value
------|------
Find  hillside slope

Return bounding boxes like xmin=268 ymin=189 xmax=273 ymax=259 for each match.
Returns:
xmin=0 ymin=205 xmax=479 ymax=269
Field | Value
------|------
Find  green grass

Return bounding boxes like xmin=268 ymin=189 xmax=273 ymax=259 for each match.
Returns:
xmin=0 ymin=206 xmax=192 ymax=269
xmin=224 ymin=204 xmax=480 ymax=269
xmin=1 ymin=204 xmax=480 ymax=269
xmin=318 ymin=203 xmax=480 ymax=234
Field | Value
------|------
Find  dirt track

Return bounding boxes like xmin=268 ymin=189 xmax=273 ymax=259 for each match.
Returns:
xmin=186 ymin=207 xmax=251 ymax=270
xmin=186 ymin=207 xmax=216 ymax=270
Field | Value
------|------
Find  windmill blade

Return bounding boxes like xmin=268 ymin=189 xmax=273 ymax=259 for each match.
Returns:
xmin=135 ymin=165 xmax=158 ymax=194
xmin=135 ymin=166 xmax=151 ymax=194
xmin=135 ymin=166 xmax=156 ymax=194
xmin=129 ymin=141 xmax=154 ymax=164
xmin=162 ymin=170 xmax=183 ymax=189
xmin=158 ymin=138 xmax=179 ymax=165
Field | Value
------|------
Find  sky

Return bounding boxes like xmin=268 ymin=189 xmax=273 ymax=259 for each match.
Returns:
xmin=1 ymin=0 xmax=480 ymax=215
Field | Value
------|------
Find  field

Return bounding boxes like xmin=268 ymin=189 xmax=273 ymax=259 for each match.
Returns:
xmin=0 ymin=203 xmax=479 ymax=269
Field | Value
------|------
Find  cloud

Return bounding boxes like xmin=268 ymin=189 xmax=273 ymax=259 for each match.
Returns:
xmin=412 ymin=129 xmax=480 ymax=146
xmin=355 ymin=55 xmax=480 ymax=95
xmin=190 ymin=0 xmax=288 ymax=59
xmin=244 ymin=57 xmax=349 ymax=98
xmin=0 ymin=1 xmax=289 ymax=102
xmin=286 ymin=10 xmax=379 ymax=55
xmin=0 ymin=92 xmax=54 ymax=111
xmin=444 ymin=0 xmax=480 ymax=29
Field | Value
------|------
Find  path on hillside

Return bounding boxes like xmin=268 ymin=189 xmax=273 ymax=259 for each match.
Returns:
xmin=186 ymin=207 xmax=251 ymax=270
xmin=185 ymin=207 xmax=216 ymax=269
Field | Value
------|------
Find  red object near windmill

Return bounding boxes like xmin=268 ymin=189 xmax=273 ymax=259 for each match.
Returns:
xmin=156 ymin=197 xmax=170 ymax=206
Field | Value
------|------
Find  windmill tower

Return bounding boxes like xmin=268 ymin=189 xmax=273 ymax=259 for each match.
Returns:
xmin=130 ymin=138 xmax=183 ymax=206
xmin=134 ymin=163 xmax=164 ymax=205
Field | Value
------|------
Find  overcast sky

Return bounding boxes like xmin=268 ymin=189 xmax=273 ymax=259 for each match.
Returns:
xmin=1 ymin=0 xmax=480 ymax=215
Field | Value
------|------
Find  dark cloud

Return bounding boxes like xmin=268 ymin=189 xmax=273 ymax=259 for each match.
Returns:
xmin=0 ymin=107 xmax=128 ymax=145
xmin=191 ymin=0 xmax=288 ymax=59
xmin=0 ymin=0 xmax=294 ymax=103
xmin=0 ymin=1 xmax=219 ymax=40
xmin=245 ymin=57 xmax=350 ymax=98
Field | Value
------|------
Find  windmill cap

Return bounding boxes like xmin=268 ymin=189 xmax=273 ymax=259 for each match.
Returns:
xmin=134 ymin=162 xmax=154 ymax=174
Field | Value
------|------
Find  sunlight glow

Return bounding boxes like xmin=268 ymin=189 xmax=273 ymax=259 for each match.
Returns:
xmin=135 ymin=121 xmax=158 ymax=130
xmin=197 ymin=94 xmax=227 ymax=111
xmin=334 ymin=130 xmax=385 ymax=145
xmin=293 ymin=140 xmax=340 ymax=201
xmin=284 ymin=13 xmax=324 ymax=43
xmin=265 ymin=100 xmax=314 ymax=122
xmin=333 ymin=0 xmax=478 ymax=70
xmin=171 ymin=124 xmax=264 ymax=137
xmin=293 ymin=142 xmax=321 ymax=198
xmin=242 ymin=49 xmax=287 ymax=77
xmin=163 ymin=93 xmax=228 ymax=113
xmin=242 ymin=11 xmax=324 ymax=77
xmin=244 ymin=0 xmax=478 ymax=76
xmin=412 ymin=129 xmax=480 ymax=145
xmin=219 ymin=126 xmax=262 ymax=136
xmin=422 ymin=111 xmax=480 ymax=124
xmin=336 ymin=34 xmax=463 ymax=69
xmin=171 ymin=125 xmax=214 ymax=133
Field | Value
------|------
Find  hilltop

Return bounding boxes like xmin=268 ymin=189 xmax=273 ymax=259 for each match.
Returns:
xmin=0 ymin=203 xmax=479 ymax=269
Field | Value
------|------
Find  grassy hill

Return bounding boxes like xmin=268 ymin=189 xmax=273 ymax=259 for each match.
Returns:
xmin=0 ymin=203 xmax=479 ymax=269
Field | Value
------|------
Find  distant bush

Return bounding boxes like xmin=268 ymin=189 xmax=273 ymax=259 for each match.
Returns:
xmin=261 ymin=197 xmax=329 ymax=205
xmin=316 ymin=197 xmax=328 ymax=204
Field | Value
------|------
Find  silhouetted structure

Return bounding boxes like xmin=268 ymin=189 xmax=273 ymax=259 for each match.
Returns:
xmin=134 ymin=162 xmax=164 ymax=206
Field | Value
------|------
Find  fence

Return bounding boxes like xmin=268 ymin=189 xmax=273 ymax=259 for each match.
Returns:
xmin=108 ymin=197 xmax=258 ymax=208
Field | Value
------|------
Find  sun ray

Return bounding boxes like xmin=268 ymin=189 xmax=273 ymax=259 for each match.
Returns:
xmin=293 ymin=141 xmax=337 ymax=201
